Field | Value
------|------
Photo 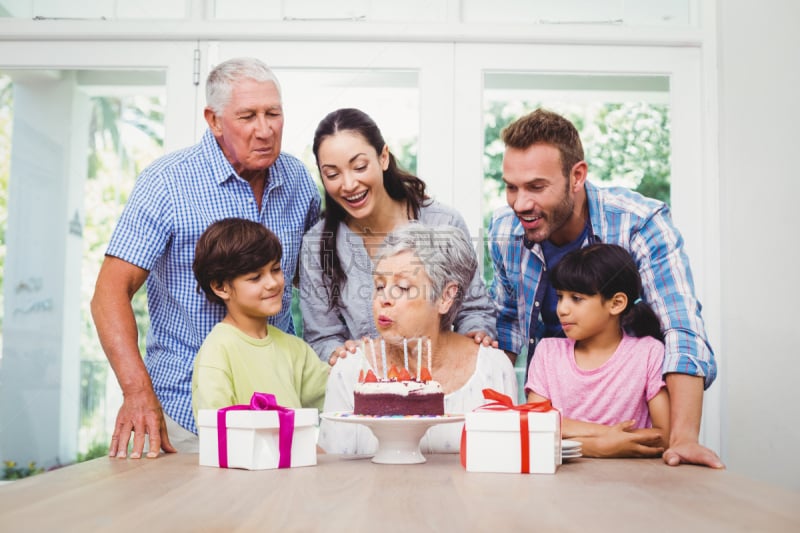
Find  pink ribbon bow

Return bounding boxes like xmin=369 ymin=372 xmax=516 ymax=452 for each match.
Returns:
xmin=216 ymin=392 xmax=295 ymax=469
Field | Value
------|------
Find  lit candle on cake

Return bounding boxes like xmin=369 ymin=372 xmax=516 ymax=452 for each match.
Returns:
xmin=427 ymin=338 xmax=432 ymax=371
xmin=403 ymin=337 xmax=409 ymax=371
xmin=380 ymin=338 xmax=388 ymax=379
xmin=369 ymin=338 xmax=378 ymax=371
xmin=417 ymin=338 xmax=422 ymax=381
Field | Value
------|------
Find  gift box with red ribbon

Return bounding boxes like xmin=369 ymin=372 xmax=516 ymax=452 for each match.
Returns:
xmin=197 ymin=392 xmax=319 ymax=470
xmin=461 ymin=389 xmax=561 ymax=474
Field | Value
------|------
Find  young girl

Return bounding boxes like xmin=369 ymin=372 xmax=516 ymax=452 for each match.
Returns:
xmin=526 ymin=243 xmax=670 ymax=458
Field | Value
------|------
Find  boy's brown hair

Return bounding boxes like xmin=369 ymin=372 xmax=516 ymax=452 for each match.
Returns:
xmin=193 ymin=218 xmax=282 ymax=305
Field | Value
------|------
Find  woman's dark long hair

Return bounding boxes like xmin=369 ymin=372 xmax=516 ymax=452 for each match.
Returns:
xmin=312 ymin=108 xmax=429 ymax=310
xmin=550 ymin=243 xmax=664 ymax=342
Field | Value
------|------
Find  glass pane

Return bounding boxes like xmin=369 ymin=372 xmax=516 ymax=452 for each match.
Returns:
xmin=213 ymin=0 xmax=448 ymax=22
xmin=462 ymin=0 xmax=695 ymax=27
xmin=81 ymin=91 xmax=165 ymax=455
xmin=0 ymin=69 xmax=165 ymax=467
xmin=273 ymin=68 xmax=420 ymax=334
xmin=0 ymin=0 xmax=188 ymax=19
xmin=482 ymin=71 xmax=672 ymax=268
xmin=0 ymin=74 xmax=9 ymax=359
xmin=276 ymin=68 xmax=420 ymax=186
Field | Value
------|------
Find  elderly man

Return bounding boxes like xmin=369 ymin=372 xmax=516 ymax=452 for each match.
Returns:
xmin=91 ymin=57 xmax=320 ymax=458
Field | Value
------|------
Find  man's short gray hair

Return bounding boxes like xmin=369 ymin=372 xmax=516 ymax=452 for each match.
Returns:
xmin=205 ymin=57 xmax=282 ymax=115
xmin=376 ymin=222 xmax=477 ymax=331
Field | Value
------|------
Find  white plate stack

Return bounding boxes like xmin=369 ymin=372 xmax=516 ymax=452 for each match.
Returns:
xmin=561 ymin=439 xmax=582 ymax=460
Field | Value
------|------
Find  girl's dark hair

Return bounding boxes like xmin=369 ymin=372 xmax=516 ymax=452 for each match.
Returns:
xmin=312 ymin=108 xmax=429 ymax=310
xmin=193 ymin=217 xmax=283 ymax=305
xmin=550 ymin=243 xmax=664 ymax=342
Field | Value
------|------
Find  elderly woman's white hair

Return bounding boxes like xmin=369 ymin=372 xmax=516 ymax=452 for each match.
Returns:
xmin=375 ymin=222 xmax=478 ymax=331
xmin=205 ymin=57 xmax=282 ymax=116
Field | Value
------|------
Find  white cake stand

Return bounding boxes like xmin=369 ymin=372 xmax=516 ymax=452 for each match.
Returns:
xmin=320 ymin=412 xmax=465 ymax=464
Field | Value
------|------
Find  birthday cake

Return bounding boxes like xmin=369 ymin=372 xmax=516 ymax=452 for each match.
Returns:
xmin=353 ymin=367 xmax=444 ymax=416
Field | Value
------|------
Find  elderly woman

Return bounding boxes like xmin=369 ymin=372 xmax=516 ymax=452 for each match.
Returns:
xmin=318 ymin=223 xmax=517 ymax=454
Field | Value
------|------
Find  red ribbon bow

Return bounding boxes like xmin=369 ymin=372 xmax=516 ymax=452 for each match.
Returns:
xmin=461 ymin=388 xmax=554 ymax=473
xmin=216 ymin=392 xmax=295 ymax=469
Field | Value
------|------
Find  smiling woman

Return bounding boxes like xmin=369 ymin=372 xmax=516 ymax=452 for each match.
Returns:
xmin=298 ymin=108 xmax=498 ymax=365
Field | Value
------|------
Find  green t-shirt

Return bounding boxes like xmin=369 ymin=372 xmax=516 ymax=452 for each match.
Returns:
xmin=192 ymin=323 xmax=329 ymax=421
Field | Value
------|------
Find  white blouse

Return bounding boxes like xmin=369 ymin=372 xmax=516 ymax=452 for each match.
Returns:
xmin=318 ymin=345 xmax=518 ymax=454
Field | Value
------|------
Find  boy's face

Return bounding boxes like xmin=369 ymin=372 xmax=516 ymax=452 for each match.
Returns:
xmin=216 ymin=260 xmax=285 ymax=320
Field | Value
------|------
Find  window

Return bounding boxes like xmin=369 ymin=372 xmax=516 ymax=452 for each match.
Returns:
xmin=481 ymin=72 xmax=672 ymax=284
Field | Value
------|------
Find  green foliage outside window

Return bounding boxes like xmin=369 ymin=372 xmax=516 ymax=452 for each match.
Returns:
xmin=2 ymin=460 xmax=44 ymax=480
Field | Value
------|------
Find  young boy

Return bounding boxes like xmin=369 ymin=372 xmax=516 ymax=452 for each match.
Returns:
xmin=191 ymin=217 xmax=329 ymax=421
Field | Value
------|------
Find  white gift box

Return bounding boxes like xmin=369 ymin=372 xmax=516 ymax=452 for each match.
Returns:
xmin=197 ymin=408 xmax=319 ymax=470
xmin=463 ymin=408 xmax=561 ymax=474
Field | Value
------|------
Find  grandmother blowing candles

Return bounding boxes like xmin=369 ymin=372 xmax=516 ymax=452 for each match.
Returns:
xmin=318 ymin=223 xmax=517 ymax=454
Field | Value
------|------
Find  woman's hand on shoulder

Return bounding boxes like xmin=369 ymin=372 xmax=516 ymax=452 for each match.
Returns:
xmin=465 ymin=330 xmax=499 ymax=348
xmin=328 ymin=339 xmax=360 ymax=366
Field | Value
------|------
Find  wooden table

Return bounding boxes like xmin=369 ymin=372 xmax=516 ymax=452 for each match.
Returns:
xmin=1 ymin=453 xmax=798 ymax=532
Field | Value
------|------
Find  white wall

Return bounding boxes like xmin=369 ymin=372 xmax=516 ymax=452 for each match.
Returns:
xmin=717 ymin=0 xmax=800 ymax=489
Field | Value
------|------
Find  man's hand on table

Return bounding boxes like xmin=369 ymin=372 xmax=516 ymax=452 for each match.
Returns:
xmin=110 ymin=389 xmax=176 ymax=459
xmin=662 ymin=374 xmax=725 ymax=468
xmin=663 ymin=439 xmax=725 ymax=469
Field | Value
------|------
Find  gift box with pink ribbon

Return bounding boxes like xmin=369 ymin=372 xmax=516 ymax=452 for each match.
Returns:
xmin=461 ymin=389 xmax=561 ymax=474
xmin=197 ymin=392 xmax=319 ymax=470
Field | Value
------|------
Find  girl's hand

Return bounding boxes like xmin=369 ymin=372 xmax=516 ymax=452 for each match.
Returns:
xmin=578 ymin=420 xmax=665 ymax=458
xmin=328 ymin=339 xmax=359 ymax=366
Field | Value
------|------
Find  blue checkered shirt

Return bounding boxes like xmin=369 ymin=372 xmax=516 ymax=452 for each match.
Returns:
xmin=488 ymin=181 xmax=717 ymax=388
xmin=105 ymin=129 xmax=321 ymax=433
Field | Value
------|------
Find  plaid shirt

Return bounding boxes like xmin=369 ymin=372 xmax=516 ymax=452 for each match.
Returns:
xmin=488 ymin=181 xmax=716 ymax=388
xmin=106 ymin=129 xmax=321 ymax=433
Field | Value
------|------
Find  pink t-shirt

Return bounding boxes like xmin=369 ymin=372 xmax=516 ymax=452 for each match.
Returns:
xmin=525 ymin=335 xmax=665 ymax=429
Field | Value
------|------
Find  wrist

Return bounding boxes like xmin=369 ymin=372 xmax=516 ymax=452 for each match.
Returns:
xmin=120 ymin=381 xmax=155 ymax=398
xmin=668 ymin=427 xmax=699 ymax=448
